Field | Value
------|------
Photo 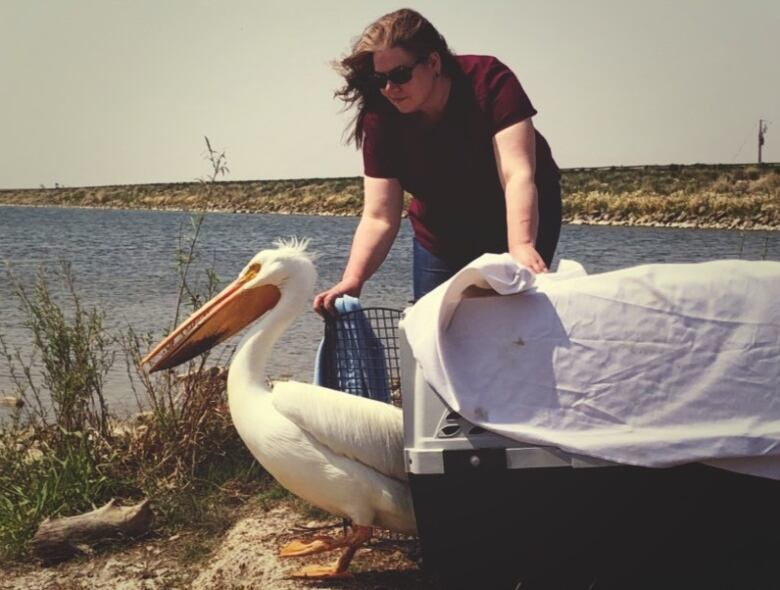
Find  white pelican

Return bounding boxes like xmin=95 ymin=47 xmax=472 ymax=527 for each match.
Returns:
xmin=141 ymin=239 xmax=415 ymax=578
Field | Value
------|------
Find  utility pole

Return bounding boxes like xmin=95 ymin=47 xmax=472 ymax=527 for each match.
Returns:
xmin=758 ymin=119 xmax=768 ymax=164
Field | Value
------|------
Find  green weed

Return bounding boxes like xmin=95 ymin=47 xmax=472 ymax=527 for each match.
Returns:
xmin=0 ymin=215 xmax=266 ymax=565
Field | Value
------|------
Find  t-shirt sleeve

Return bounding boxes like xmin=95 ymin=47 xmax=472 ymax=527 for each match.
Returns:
xmin=483 ymin=59 xmax=538 ymax=135
xmin=362 ymin=111 xmax=399 ymax=179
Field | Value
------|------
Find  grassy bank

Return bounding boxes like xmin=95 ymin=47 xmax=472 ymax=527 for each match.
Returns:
xmin=1 ymin=163 xmax=778 ymax=230
xmin=0 ymin=218 xmax=290 ymax=565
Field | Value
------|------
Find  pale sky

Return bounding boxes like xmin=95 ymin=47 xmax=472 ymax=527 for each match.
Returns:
xmin=1 ymin=0 xmax=778 ymax=189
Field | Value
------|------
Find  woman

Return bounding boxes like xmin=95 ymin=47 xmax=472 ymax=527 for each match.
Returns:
xmin=314 ymin=8 xmax=561 ymax=314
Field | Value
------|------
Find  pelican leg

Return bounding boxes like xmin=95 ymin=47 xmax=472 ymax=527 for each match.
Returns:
xmin=287 ymin=526 xmax=372 ymax=579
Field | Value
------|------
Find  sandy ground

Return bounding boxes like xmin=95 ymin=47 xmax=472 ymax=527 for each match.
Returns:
xmin=1 ymin=505 xmax=438 ymax=590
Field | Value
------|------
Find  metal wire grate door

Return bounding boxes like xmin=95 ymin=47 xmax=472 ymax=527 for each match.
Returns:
xmin=321 ymin=307 xmax=402 ymax=405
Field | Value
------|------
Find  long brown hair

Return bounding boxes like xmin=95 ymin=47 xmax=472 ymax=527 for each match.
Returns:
xmin=334 ymin=8 xmax=459 ymax=147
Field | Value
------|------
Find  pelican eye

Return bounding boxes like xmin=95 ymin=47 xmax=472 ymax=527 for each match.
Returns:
xmin=241 ymin=263 xmax=261 ymax=283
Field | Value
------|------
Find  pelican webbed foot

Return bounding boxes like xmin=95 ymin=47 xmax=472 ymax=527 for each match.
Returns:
xmin=289 ymin=562 xmax=353 ymax=579
xmin=279 ymin=536 xmax=341 ymax=557
xmin=283 ymin=525 xmax=373 ymax=579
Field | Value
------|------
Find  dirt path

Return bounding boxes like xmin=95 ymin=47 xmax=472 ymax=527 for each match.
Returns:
xmin=1 ymin=506 xmax=438 ymax=590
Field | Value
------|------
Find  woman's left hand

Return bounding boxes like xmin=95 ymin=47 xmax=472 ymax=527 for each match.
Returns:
xmin=509 ymin=243 xmax=547 ymax=273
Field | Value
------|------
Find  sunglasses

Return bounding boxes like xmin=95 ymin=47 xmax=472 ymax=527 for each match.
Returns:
xmin=369 ymin=56 xmax=427 ymax=90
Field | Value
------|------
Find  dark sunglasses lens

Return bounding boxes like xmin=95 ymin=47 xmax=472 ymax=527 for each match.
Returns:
xmin=388 ymin=67 xmax=414 ymax=85
xmin=371 ymin=65 xmax=414 ymax=89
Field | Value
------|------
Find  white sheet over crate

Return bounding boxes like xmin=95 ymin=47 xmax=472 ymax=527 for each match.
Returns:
xmin=400 ymin=255 xmax=780 ymax=479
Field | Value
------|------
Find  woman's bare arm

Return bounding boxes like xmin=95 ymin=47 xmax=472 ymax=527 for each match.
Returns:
xmin=313 ymin=176 xmax=403 ymax=314
xmin=492 ymin=118 xmax=547 ymax=273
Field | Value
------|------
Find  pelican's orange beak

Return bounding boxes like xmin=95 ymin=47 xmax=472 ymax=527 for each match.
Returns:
xmin=140 ymin=264 xmax=281 ymax=372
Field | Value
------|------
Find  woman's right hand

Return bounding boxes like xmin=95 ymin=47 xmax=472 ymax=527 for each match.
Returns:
xmin=313 ymin=276 xmax=363 ymax=316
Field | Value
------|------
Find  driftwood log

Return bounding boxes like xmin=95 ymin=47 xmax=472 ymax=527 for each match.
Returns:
xmin=0 ymin=396 xmax=23 ymax=408
xmin=32 ymin=499 xmax=153 ymax=563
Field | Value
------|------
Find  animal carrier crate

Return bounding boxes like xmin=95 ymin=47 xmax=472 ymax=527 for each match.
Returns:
xmin=398 ymin=322 xmax=780 ymax=590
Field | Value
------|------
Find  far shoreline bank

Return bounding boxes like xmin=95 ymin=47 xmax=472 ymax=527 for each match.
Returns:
xmin=1 ymin=164 xmax=778 ymax=232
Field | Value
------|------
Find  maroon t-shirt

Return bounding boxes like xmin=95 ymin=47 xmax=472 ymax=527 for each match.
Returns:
xmin=362 ymin=55 xmax=560 ymax=265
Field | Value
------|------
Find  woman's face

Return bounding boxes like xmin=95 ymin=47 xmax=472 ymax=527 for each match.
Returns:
xmin=372 ymin=46 xmax=438 ymax=115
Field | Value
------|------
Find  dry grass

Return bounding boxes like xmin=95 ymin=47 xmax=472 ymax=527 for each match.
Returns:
xmin=2 ymin=164 xmax=778 ymax=229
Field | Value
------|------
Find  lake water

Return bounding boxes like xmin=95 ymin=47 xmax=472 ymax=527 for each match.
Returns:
xmin=0 ymin=205 xmax=777 ymax=417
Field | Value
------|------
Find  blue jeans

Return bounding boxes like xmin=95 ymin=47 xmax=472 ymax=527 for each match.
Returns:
xmin=413 ymin=239 xmax=460 ymax=301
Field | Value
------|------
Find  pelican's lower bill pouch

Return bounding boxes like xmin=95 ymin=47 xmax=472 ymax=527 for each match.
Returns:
xmin=399 ymin=327 xmax=780 ymax=590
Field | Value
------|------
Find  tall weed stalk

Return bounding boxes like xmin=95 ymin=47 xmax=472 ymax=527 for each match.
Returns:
xmin=120 ymin=214 xmax=261 ymax=523
xmin=6 ymin=262 xmax=113 ymax=438
xmin=0 ymin=263 xmax=119 ymax=561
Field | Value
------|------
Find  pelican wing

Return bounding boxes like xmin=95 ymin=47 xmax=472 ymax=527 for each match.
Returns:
xmin=272 ymin=381 xmax=407 ymax=482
